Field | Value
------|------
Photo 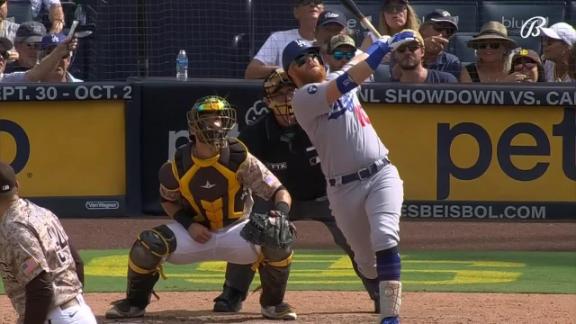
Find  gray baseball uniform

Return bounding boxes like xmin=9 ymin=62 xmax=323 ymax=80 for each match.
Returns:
xmin=0 ymin=199 xmax=97 ymax=324
xmin=292 ymin=82 xmax=404 ymax=280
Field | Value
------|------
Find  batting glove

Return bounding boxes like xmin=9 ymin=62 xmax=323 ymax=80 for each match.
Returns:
xmin=388 ymin=30 xmax=418 ymax=52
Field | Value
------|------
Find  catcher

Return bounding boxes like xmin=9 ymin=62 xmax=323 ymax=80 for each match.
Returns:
xmin=213 ymin=69 xmax=380 ymax=313
xmin=105 ymin=96 xmax=297 ymax=320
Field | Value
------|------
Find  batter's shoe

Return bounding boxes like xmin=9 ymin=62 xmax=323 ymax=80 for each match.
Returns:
xmin=261 ymin=302 xmax=297 ymax=320
xmin=105 ymin=299 xmax=146 ymax=319
xmin=381 ymin=316 xmax=399 ymax=324
xmin=213 ymin=286 xmax=244 ymax=312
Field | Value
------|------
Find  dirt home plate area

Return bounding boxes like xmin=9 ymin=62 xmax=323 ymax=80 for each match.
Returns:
xmin=1 ymin=219 xmax=575 ymax=323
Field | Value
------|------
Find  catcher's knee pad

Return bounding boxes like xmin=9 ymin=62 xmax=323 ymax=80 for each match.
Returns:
xmin=129 ymin=225 xmax=177 ymax=275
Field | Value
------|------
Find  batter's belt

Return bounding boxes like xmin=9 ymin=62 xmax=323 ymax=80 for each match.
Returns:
xmin=328 ymin=158 xmax=390 ymax=186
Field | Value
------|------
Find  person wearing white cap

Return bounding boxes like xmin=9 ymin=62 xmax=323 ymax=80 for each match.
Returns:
xmin=540 ymin=22 xmax=576 ymax=82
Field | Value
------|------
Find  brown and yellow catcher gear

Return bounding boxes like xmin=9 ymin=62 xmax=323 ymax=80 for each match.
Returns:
xmin=263 ymin=69 xmax=296 ymax=126
xmin=187 ymin=96 xmax=237 ymax=149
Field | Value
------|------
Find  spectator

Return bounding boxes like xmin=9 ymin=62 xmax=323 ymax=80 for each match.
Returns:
xmin=460 ymin=21 xmax=517 ymax=83
xmin=419 ymin=9 xmax=461 ymax=79
xmin=314 ymin=9 xmax=347 ymax=51
xmin=0 ymin=33 xmax=75 ymax=82
xmin=5 ymin=20 xmax=45 ymax=72
xmin=324 ymin=34 xmax=356 ymax=73
xmin=244 ymin=0 xmax=324 ymax=79
xmin=38 ymin=32 xmax=81 ymax=82
xmin=0 ymin=36 xmax=11 ymax=74
xmin=507 ymin=48 xmax=545 ymax=83
xmin=0 ymin=0 xmax=19 ymax=42
xmin=391 ymin=29 xmax=457 ymax=83
xmin=359 ymin=0 xmax=419 ymax=51
xmin=569 ymin=43 xmax=576 ymax=81
xmin=540 ymin=22 xmax=576 ymax=82
xmin=7 ymin=0 xmax=64 ymax=33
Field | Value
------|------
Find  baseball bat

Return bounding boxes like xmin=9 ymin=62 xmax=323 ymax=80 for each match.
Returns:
xmin=339 ymin=0 xmax=382 ymax=38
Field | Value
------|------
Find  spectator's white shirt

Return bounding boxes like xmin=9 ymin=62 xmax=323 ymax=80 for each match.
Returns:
xmin=253 ymin=29 xmax=314 ymax=67
xmin=8 ymin=0 xmax=60 ymax=18
xmin=543 ymin=60 xmax=575 ymax=82
xmin=0 ymin=71 xmax=28 ymax=82
xmin=0 ymin=20 xmax=20 ymax=43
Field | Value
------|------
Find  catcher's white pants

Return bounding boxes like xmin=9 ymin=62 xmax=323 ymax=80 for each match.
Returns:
xmin=166 ymin=219 xmax=261 ymax=265
xmin=45 ymin=294 xmax=97 ymax=324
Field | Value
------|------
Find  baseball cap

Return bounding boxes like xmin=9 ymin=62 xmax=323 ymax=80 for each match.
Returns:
xmin=540 ymin=22 xmax=576 ymax=46
xmin=40 ymin=33 xmax=66 ymax=50
xmin=0 ymin=37 xmax=12 ymax=60
xmin=316 ymin=9 xmax=347 ymax=28
xmin=328 ymin=34 xmax=356 ymax=53
xmin=392 ymin=29 xmax=425 ymax=51
xmin=282 ymin=39 xmax=320 ymax=72
xmin=511 ymin=48 xmax=542 ymax=65
xmin=15 ymin=21 xmax=47 ymax=44
xmin=0 ymin=162 xmax=17 ymax=197
xmin=424 ymin=9 xmax=459 ymax=30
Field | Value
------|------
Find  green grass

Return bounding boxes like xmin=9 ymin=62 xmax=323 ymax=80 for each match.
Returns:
xmin=2 ymin=250 xmax=575 ymax=294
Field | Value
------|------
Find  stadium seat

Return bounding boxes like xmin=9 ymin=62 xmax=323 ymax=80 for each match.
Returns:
xmin=373 ymin=64 xmax=393 ymax=82
xmin=411 ymin=0 xmax=478 ymax=32
xmin=480 ymin=1 xmax=567 ymax=36
xmin=447 ymin=32 xmax=476 ymax=64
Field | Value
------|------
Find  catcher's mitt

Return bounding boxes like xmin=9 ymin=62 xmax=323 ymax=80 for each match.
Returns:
xmin=240 ymin=211 xmax=295 ymax=249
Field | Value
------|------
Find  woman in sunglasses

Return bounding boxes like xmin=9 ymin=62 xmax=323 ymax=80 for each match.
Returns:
xmin=359 ymin=0 xmax=419 ymax=60
xmin=508 ymin=48 xmax=545 ymax=83
xmin=460 ymin=21 xmax=517 ymax=83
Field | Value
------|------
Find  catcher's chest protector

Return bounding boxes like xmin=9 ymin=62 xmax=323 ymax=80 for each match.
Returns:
xmin=174 ymin=139 xmax=247 ymax=230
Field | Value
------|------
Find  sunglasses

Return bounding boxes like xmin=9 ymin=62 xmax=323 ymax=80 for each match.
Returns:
xmin=294 ymin=53 xmax=319 ymax=67
xmin=383 ymin=4 xmax=407 ymax=14
xmin=476 ymin=43 xmax=501 ymax=50
xmin=513 ymin=59 xmax=536 ymax=69
xmin=432 ymin=23 xmax=456 ymax=38
xmin=396 ymin=44 xmax=421 ymax=53
xmin=332 ymin=50 xmax=355 ymax=60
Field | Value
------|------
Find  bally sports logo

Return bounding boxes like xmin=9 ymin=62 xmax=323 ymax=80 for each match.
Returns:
xmin=519 ymin=16 xmax=548 ymax=38
xmin=85 ymin=201 xmax=120 ymax=210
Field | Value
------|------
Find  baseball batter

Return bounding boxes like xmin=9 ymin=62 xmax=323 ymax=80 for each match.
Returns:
xmin=0 ymin=162 xmax=97 ymax=324
xmin=213 ymin=69 xmax=380 ymax=313
xmin=283 ymin=30 xmax=417 ymax=324
xmin=106 ymin=96 xmax=297 ymax=321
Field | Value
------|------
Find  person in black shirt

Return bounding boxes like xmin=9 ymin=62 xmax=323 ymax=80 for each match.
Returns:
xmin=212 ymin=68 xmax=380 ymax=314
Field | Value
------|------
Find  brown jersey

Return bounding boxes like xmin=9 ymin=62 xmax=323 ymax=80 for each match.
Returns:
xmin=0 ymin=199 xmax=82 ymax=316
xmin=159 ymin=138 xmax=283 ymax=230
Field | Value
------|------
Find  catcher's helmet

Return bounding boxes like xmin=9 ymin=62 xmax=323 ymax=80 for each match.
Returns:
xmin=263 ymin=68 xmax=296 ymax=126
xmin=187 ymin=96 xmax=236 ymax=149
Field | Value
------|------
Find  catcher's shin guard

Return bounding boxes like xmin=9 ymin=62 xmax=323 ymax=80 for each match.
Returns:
xmin=214 ymin=263 xmax=255 ymax=312
xmin=126 ymin=225 xmax=177 ymax=307
xmin=258 ymin=246 xmax=293 ymax=307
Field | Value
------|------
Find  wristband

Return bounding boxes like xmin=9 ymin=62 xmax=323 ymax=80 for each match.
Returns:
xmin=336 ymin=72 xmax=359 ymax=94
xmin=274 ymin=201 xmax=290 ymax=215
xmin=173 ymin=209 xmax=194 ymax=230
xmin=365 ymin=41 xmax=389 ymax=71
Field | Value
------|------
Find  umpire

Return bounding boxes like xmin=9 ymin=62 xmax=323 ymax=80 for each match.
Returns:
xmin=213 ymin=69 xmax=380 ymax=313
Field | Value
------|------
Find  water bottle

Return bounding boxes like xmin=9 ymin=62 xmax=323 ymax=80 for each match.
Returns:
xmin=176 ymin=49 xmax=188 ymax=81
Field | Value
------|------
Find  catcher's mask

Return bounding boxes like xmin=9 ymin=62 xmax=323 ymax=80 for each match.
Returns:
xmin=187 ymin=96 xmax=237 ymax=149
xmin=264 ymin=68 xmax=296 ymax=126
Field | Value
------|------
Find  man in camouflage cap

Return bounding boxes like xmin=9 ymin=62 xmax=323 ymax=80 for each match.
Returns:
xmin=0 ymin=161 xmax=96 ymax=324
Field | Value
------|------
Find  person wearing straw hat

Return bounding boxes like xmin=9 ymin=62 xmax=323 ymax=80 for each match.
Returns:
xmin=460 ymin=21 xmax=518 ymax=83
